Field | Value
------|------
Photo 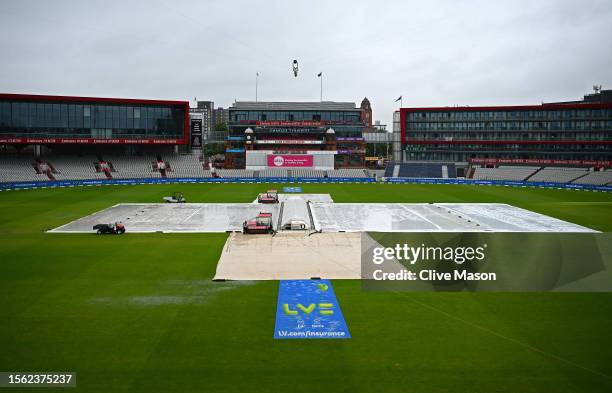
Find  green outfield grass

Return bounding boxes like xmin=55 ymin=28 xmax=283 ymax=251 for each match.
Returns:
xmin=1 ymin=183 xmax=611 ymax=392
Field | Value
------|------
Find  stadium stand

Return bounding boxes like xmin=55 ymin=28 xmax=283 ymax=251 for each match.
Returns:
xmin=258 ymin=168 xmax=289 ymax=178
xmin=0 ymin=154 xmax=214 ymax=182
xmin=290 ymin=169 xmax=326 ymax=178
xmin=570 ymin=170 xmax=612 ymax=186
xmin=94 ymin=158 xmax=115 ymax=179
xmin=326 ymin=169 xmax=369 ymax=178
xmin=103 ymin=156 xmax=162 ymax=179
xmin=0 ymin=156 xmax=50 ymax=182
xmin=164 ymin=155 xmax=212 ymax=178
xmin=33 ymin=158 xmax=58 ymax=180
xmin=215 ymin=169 xmax=254 ymax=178
xmin=369 ymin=169 xmax=386 ymax=179
xmin=154 ymin=158 xmax=170 ymax=178
xmin=3 ymin=154 xmax=609 ymax=185
xmin=383 ymin=163 xmax=456 ymax=178
xmin=384 ymin=164 xmax=396 ymax=177
xmin=527 ymin=167 xmax=589 ymax=183
xmin=471 ymin=166 xmax=540 ymax=181
xmin=44 ymin=156 xmax=108 ymax=180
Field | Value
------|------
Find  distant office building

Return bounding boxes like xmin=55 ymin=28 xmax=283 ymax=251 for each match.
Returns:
xmin=399 ymin=100 xmax=612 ymax=162
xmin=195 ymin=100 xmax=214 ymax=140
xmin=226 ymin=101 xmax=366 ymax=169
xmin=189 ymin=107 xmax=226 ymax=146
xmin=208 ymin=107 xmax=229 ymax=144
xmin=213 ymin=107 xmax=229 ymax=127
xmin=363 ymin=121 xmax=390 ymax=142
xmin=189 ymin=108 xmax=209 ymax=144
xmin=581 ymin=89 xmax=612 ymax=104
xmin=549 ymin=87 xmax=612 ymax=105
xmin=197 ymin=100 xmax=214 ymax=111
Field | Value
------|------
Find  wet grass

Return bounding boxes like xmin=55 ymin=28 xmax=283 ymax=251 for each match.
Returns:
xmin=0 ymin=183 xmax=611 ymax=392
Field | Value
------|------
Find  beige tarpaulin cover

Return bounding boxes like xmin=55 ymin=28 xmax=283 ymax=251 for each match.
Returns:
xmin=213 ymin=232 xmax=362 ymax=280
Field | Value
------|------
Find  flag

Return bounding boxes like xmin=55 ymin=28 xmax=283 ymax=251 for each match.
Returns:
xmin=317 ymin=72 xmax=322 ymax=77
xmin=395 ymin=96 xmax=402 ymax=102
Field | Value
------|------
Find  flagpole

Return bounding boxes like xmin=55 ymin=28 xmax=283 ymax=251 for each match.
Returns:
xmin=255 ymin=72 xmax=259 ymax=102
xmin=320 ymin=73 xmax=323 ymax=102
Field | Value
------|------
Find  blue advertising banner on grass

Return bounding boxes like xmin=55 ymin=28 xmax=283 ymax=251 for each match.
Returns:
xmin=283 ymin=186 xmax=302 ymax=193
xmin=274 ymin=280 xmax=350 ymax=339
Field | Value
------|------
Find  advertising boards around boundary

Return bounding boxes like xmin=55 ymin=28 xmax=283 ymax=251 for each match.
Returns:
xmin=267 ymin=154 xmax=314 ymax=167
xmin=274 ymin=280 xmax=350 ymax=339
xmin=2 ymin=177 xmax=611 ymax=192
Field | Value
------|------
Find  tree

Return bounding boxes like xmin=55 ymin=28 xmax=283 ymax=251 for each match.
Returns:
xmin=202 ymin=143 xmax=225 ymax=157
xmin=214 ymin=122 xmax=228 ymax=132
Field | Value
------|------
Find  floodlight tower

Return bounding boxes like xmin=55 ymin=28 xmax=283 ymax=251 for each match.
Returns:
xmin=292 ymin=60 xmax=299 ymax=77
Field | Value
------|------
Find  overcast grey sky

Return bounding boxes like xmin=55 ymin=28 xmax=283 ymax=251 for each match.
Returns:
xmin=1 ymin=0 xmax=611 ymax=127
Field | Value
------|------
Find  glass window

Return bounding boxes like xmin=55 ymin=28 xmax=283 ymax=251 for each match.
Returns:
xmin=140 ymin=108 xmax=147 ymax=130
xmin=119 ymin=107 xmax=127 ymax=128
xmin=51 ymin=104 xmax=60 ymax=128
xmin=83 ymin=106 xmax=90 ymax=128
xmin=110 ymin=106 xmax=118 ymax=128
xmin=60 ymin=104 xmax=68 ymax=128
xmin=0 ymin=100 xmax=183 ymax=138
xmin=0 ymin=102 xmax=10 ymax=127
xmin=95 ymin=105 xmax=105 ymax=128
xmin=75 ymin=105 xmax=83 ymax=128
xmin=33 ymin=103 xmax=42 ymax=127
xmin=23 ymin=103 xmax=33 ymax=128
xmin=10 ymin=103 xmax=20 ymax=127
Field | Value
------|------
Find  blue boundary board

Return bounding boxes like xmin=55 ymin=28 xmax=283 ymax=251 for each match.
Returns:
xmin=0 ymin=177 xmax=610 ymax=192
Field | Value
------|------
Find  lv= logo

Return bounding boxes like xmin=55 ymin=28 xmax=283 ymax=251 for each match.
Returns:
xmin=283 ymin=303 xmax=334 ymax=316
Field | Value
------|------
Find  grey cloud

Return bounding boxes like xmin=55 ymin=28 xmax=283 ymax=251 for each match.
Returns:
xmin=1 ymin=0 xmax=611 ymax=127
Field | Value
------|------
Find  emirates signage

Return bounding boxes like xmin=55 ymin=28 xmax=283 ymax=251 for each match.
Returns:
xmin=469 ymin=158 xmax=611 ymax=166
xmin=0 ymin=137 xmax=186 ymax=145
